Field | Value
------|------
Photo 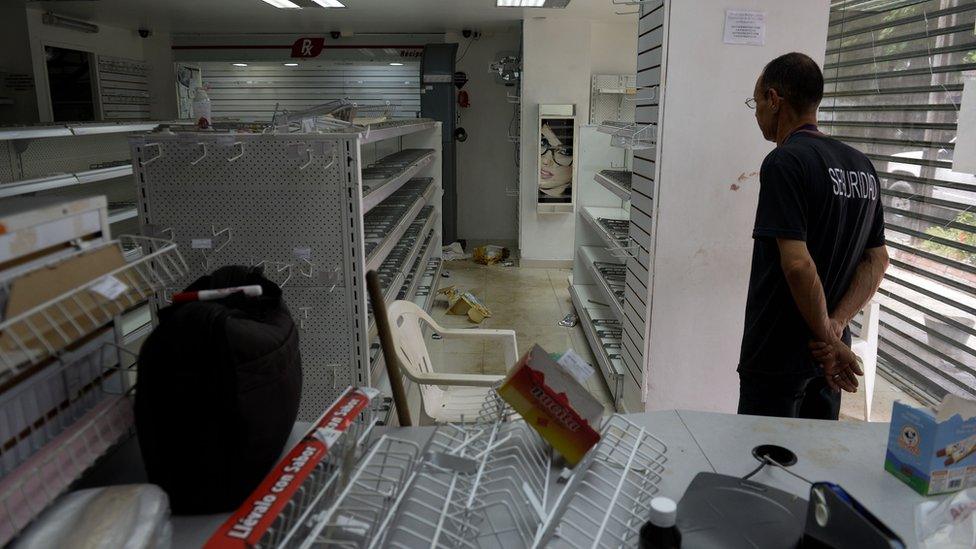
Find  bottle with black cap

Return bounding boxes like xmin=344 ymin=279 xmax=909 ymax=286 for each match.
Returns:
xmin=639 ymin=497 xmax=681 ymax=549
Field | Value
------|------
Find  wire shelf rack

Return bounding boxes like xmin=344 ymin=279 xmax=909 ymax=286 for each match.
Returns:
xmin=207 ymin=386 xmax=386 ymax=549
xmin=0 ymin=396 xmax=133 ymax=545
xmin=0 ymin=235 xmax=188 ymax=378
xmin=597 ymin=122 xmax=655 ymax=150
xmin=538 ymin=414 xmax=668 ymax=548
xmin=212 ymin=390 xmax=667 ymax=549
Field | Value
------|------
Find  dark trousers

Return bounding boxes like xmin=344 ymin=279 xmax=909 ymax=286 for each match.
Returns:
xmin=737 ymin=372 xmax=840 ymax=420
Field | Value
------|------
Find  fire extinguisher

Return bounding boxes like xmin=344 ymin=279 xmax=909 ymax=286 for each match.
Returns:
xmin=457 ymin=90 xmax=470 ymax=108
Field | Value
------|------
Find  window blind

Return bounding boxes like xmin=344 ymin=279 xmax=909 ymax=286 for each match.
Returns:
xmin=824 ymin=0 xmax=976 ymax=402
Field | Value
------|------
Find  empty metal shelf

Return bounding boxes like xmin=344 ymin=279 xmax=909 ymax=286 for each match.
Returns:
xmin=595 ymin=169 xmax=632 ymax=201
xmin=362 ymin=149 xmax=436 ymax=213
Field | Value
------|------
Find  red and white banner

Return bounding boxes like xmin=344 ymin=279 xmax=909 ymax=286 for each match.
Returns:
xmin=205 ymin=386 xmax=379 ymax=548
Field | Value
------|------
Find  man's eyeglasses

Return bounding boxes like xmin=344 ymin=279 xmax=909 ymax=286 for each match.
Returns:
xmin=745 ymin=97 xmax=757 ymax=110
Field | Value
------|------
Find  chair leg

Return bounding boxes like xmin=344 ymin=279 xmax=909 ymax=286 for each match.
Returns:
xmin=863 ymin=355 xmax=877 ymax=422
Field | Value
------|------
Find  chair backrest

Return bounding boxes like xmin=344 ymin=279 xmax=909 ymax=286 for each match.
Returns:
xmin=854 ymin=299 xmax=881 ymax=346
xmin=385 ymin=300 xmax=445 ymax=410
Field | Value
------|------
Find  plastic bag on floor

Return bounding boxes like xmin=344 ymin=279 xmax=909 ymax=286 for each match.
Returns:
xmin=14 ymin=484 xmax=172 ymax=549
xmin=915 ymin=487 xmax=976 ymax=549
xmin=442 ymin=242 xmax=469 ymax=261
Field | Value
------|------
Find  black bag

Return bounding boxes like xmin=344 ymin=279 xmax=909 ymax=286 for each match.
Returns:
xmin=135 ymin=266 xmax=302 ymax=514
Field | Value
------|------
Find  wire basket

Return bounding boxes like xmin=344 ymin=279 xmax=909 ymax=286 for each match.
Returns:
xmin=0 ymin=235 xmax=188 ymax=378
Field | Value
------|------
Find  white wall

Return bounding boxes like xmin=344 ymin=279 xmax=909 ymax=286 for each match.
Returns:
xmin=519 ymin=17 xmax=637 ymax=263
xmin=452 ymin=27 xmax=521 ymax=245
xmin=642 ymin=0 xmax=831 ymax=412
xmin=25 ymin=9 xmax=177 ymax=122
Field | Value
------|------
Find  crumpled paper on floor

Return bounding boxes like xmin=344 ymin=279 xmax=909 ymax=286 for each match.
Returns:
xmin=442 ymin=242 xmax=470 ymax=261
xmin=473 ymin=245 xmax=510 ymax=265
xmin=438 ymin=285 xmax=491 ymax=323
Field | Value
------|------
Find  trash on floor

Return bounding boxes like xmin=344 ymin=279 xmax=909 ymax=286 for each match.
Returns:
xmin=558 ymin=312 xmax=579 ymax=328
xmin=438 ymin=285 xmax=492 ymax=323
xmin=473 ymin=245 xmax=510 ymax=265
xmin=442 ymin=242 xmax=470 ymax=261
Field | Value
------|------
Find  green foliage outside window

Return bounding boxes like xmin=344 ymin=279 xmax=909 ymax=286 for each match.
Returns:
xmin=921 ymin=212 xmax=976 ymax=266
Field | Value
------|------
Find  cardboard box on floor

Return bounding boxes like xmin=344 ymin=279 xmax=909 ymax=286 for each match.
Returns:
xmin=0 ymin=243 xmax=144 ymax=360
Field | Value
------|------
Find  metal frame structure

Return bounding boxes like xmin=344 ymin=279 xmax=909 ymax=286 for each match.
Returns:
xmin=130 ymin=118 xmax=443 ymax=421
xmin=212 ymin=389 xmax=668 ymax=549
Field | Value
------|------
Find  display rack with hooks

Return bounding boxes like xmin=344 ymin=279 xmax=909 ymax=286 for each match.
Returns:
xmin=130 ymin=116 xmax=443 ymax=422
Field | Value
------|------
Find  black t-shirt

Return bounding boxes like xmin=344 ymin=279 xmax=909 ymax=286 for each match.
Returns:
xmin=739 ymin=126 xmax=885 ymax=375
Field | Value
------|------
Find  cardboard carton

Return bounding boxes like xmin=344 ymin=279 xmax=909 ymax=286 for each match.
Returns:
xmin=0 ymin=243 xmax=142 ymax=362
xmin=497 ymin=345 xmax=602 ymax=465
xmin=885 ymin=395 xmax=976 ymax=496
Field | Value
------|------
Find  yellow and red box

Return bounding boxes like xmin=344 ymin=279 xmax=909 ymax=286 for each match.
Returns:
xmin=498 ymin=345 xmax=602 ymax=465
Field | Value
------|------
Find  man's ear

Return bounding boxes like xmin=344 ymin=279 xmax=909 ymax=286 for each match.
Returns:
xmin=767 ymin=88 xmax=782 ymax=112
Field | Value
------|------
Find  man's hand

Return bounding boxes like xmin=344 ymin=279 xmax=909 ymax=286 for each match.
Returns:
xmin=828 ymin=317 xmax=846 ymax=340
xmin=809 ymin=338 xmax=863 ymax=393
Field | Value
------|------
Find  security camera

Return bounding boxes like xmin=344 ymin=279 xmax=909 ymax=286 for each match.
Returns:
xmin=138 ymin=27 xmax=152 ymax=38
xmin=462 ymin=29 xmax=472 ymax=38
xmin=330 ymin=31 xmax=341 ymax=39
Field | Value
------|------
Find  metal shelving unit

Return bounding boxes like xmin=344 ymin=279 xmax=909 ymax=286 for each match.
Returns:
xmin=0 ymin=122 xmax=162 ymax=229
xmin=362 ymin=149 xmax=436 ymax=213
xmin=594 ymin=169 xmax=632 ymax=202
xmin=578 ymin=246 xmax=626 ymax=323
xmin=130 ymin=117 xmax=443 ymax=422
xmin=570 ymin=284 xmax=626 ymax=407
xmin=0 ymin=196 xmax=187 ymax=545
xmin=364 ymin=178 xmax=439 ymax=272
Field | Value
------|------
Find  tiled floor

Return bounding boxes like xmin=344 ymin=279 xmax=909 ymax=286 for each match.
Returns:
xmin=426 ymin=259 xmax=616 ymax=415
xmin=426 ymin=259 xmax=925 ymax=422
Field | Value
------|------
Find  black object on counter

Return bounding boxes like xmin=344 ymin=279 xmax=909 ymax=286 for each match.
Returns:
xmin=676 ymin=472 xmax=807 ymax=548
xmin=135 ymin=265 xmax=302 ymax=514
xmin=802 ymin=482 xmax=906 ymax=548
xmin=639 ymin=497 xmax=682 ymax=549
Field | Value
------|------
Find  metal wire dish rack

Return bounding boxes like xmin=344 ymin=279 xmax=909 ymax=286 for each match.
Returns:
xmin=0 ymin=235 xmax=189 ymax=378
xmin=209 ymin=389 xmax=668 ymax=549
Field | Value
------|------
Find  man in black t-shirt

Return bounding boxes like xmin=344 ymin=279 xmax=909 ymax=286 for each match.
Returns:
xmin=738 ymin=52 xmax=889 ymax=420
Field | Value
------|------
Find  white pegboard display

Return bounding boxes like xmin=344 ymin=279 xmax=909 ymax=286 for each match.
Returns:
xmin=131 ymin=123 xmax=442 ymax=421
xmin=132 ymin=133 xmax=364 ymax=417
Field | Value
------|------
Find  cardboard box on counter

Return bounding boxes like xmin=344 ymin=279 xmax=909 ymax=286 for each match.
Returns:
xmin=885 ymin=394 xmax=976 ymax=496
xmin=497 ymin=345 xmax=602 ymax=466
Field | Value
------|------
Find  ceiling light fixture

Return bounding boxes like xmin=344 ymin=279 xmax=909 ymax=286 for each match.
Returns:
xmin=390 ymin=62 xmax=404 ymax=66
xmin=284 ymin=62 xmax=299 ymax=66
xmin=233 ymin=63 xmax=248 ymax=67
xmin=260 ymin=0 xmax=302 ymax=8
xmin=496 ymin=0 xmax=567 ymax=6
xmin=41 ymin=12 xmax=99 ymax=33
xmin=311 ymin=0 xmax=346 ymax=7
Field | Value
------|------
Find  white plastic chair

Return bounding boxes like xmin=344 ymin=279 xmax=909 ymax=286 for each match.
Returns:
xmin=386 ymin=300 xmax=519 ymax=425
xmin=851 ymin=300 xmax=880 ymax=421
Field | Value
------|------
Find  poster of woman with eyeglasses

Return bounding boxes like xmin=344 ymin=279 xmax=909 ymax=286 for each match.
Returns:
xmin=539 ymin=120 xmax=574 ymax=202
